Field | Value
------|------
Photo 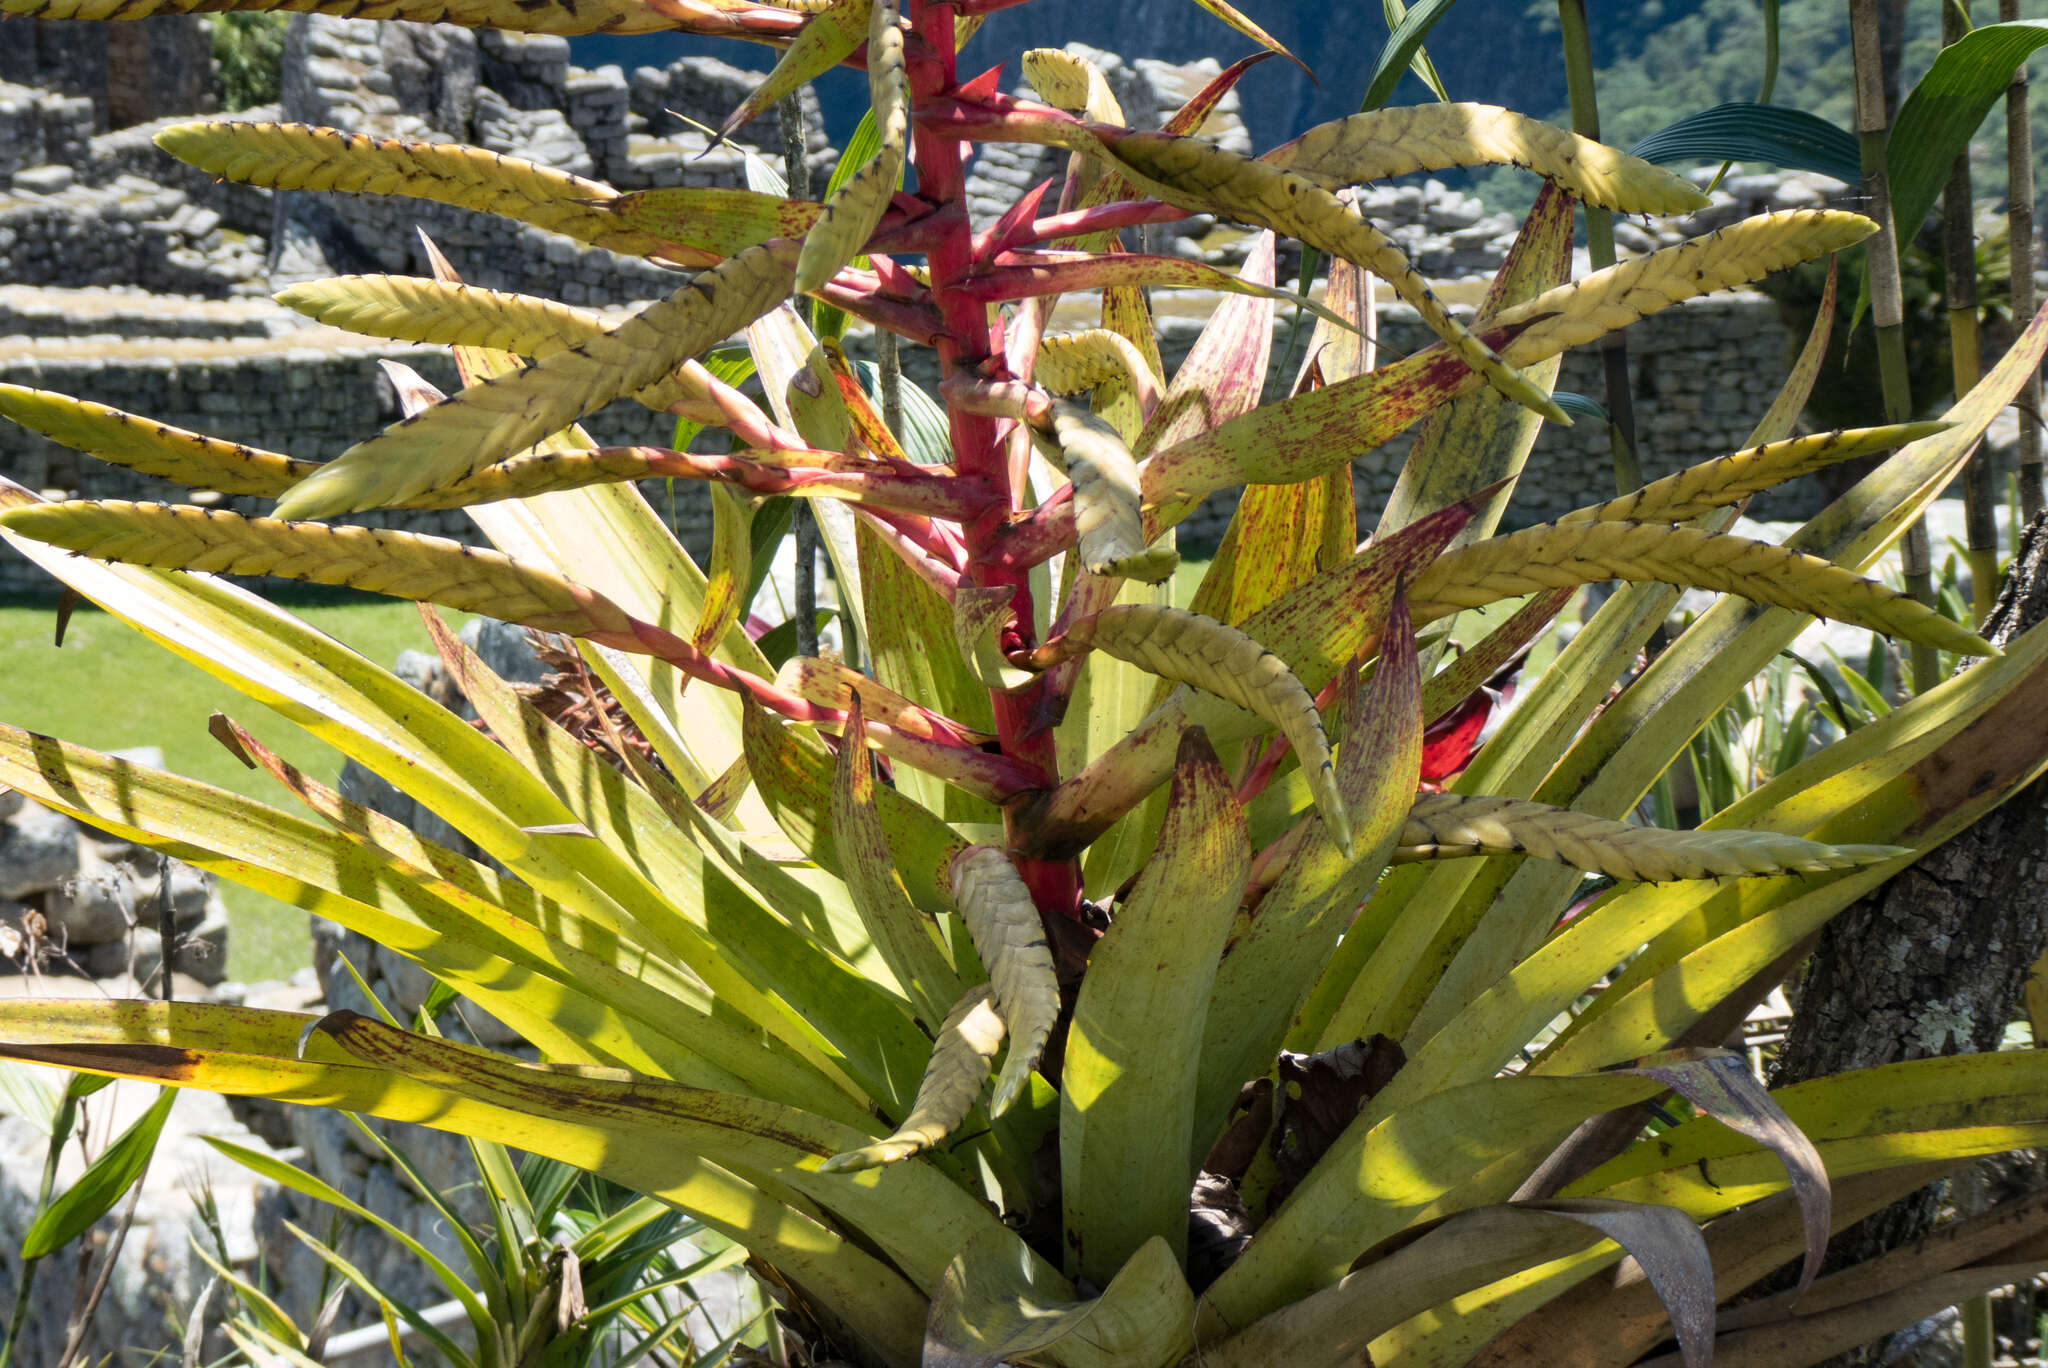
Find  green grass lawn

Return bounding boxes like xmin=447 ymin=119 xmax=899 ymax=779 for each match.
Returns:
xmin=0 ymin=591 xmax=471 ymax=983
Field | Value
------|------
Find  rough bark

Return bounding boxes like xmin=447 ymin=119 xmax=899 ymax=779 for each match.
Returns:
xmin=1770 ymin=511 xmax=2048 ymax=1364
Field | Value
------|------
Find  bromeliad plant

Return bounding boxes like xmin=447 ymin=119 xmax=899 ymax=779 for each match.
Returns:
xmin=11 ymin=1 xmax=2048 ymax=1364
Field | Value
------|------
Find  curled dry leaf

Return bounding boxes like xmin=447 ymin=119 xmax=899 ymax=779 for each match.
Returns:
xmin=1410 ymin=521 xmax=1996 ymax=657
xmin=1048 ymin=400 xmax=1179 ymax=583
xmin=948 ymin=846 xmax=1060 ymax=1117
xmin=794 ymin=0 xmax=907 ymax=294
xmin=822 ymin=986 xmax=1005 ymax=1172
xmin=1051 ymin=604 xmax=1350 ymax=854
xmin=1264 ymin=103 xmax=1708 ymax=215
xmin=0 ymin=501 xmax=639 ymax=640
xmin=1097 ymin=129 xmax=1569 ymax=427
xmin=1395 ymin=793 xmax=1907 ymax=881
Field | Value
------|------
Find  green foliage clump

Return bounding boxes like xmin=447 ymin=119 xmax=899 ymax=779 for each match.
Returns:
xmin=208 ymin=12 xmax=288 ymax=112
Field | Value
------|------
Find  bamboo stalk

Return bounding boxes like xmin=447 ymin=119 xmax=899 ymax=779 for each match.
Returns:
xmin=1946 ymin=1 xmax=1996 ymax=627
xmin=878 ymin=329 xmax=904 ymax=444
xmin=1851 ymin=0 xmax=1940 ymax=691
xmin=1944 ymin=26 xmax=1999 ymax=1361
xmin=2005 ymin=0 xmax=2044 ymax=525
xmin=780 ymin=92 xmax=823 ymax=661
xmin=1556 ymin=0 xmax=1642 ymax=495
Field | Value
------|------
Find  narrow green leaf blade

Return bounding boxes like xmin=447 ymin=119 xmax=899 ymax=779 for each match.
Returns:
xmin=1362 ymin=0 xmax=1466 ymax=111
xmin=1889 ymin=21 xmax=2048 ymax=248
xmin=1187 ymin=0 xmax=1310 ymax=77
xmin=830 ymin=691 xmax=967 ymax=1032
xmin=1628 ymin=102 xmax=1862 ymax=185
xmin=1192 ymin=594 xmax=1422 ymax=1168
xmin=926 ymin=1229 xmax=1193 ymax=1368
xmin=1196 ymin=1071 xmax=1664 ymax=1336
xmin=22 ymin=1088 xmax=176 ymax=1259
xmin=1625 ymin=1047 xmax=1829 ymax=1294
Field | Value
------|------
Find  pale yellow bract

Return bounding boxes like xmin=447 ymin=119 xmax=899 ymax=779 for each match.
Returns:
xmin=1264 ymin=103 xmax=1709 ymax=216
xmin=821 ymin=986 xmax=1005 ymax=1172
xmin=1036 ymin=330 xmax=1161 ymax=400
xmin=154 ymin=121 xmax=675 ymax=258
xmin=1495 ymin=211 xmax=1878 ymax=361
xmin=1049 ymin=400 xmax=1179 ymax=584
xmin=1 ymin=0 xmax=689 ymax=33
xmin=273 ymin=275 xmax=721 ymax=416
xmin=1098 ymin=129 xmax=1570 ymax=427
xmin=948 ymin=847 xmax=1060 ymax=1118
xmin=1066 ymin=603 xmax=1351 ymax=855
xmin=0 ymin=386 xmax=315 ymax=497
xmin=0 ymin=500 xmax=634 ymax=637
xmin=272 ymin=239 xmax=798 ymax=519
xmin=1558 ymin=424 xmax=1951 ymax=526
xmin=1395 ymin=793 xmax=1907 ymax=881
xmin=794 ymin=0 xmax=907 ymax=294
xmin=1412 ymin=521 xmax=1996 ymax=657
xmin=1022 ymin=46 xmax=1127 ymax=124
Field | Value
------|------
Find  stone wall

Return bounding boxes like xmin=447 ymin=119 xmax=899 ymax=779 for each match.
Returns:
xmin=0 ymin=627 xmax=749 ymax=1362
xmin=214 ymin=618 xmax=754 ymax=1347
xmin=0 ymin=15 xmax=214 ymax=137
xmin=0 ymin=280 xmax=1834 ymax=597
xmin=0 ymin=767 xmax=228 ymax=987
xmin=0 ymin=13 xmax=831 ymax=302
xmin=267 ymin=15 xmax=832 ymax=303
xmin=0 ymin=1055 xmax=293 ymax=1368
xmin=0 ymin=770 xmax=248 ymax=1366
xmin=0 ymin=326 xmax=694 ymax=595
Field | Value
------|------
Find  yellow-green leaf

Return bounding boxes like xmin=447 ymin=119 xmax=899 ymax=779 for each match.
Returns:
xmin=822 ymin=986 xmax=1003 ymax=1172
xmin=830 ymin=691 xmax=968 ymax=1029
xmin=949 ymin=846 xmax=1059 ymax=1117
xmin=794 ymin=0 xmax=904 ymax=294
xmin=0 ymin=385 xmax=315 ymax=496
xmin=1265 ymin=104 xmax=1707 ymax=214
xmin=926 ymin=1228 xmax=1194 ymax=1368
xmin=274 ymin=240 xmax=798 ymax=518
xmin=156 ymin=121 xmax=678 ymax=256
xmin=1097 ymin=129 xmax=1566 ymax=426
xmin=1062 ymin=730 xmax=1248 ymax=1280
xmin=1393 ymin=793 xmax=1906 ymax=880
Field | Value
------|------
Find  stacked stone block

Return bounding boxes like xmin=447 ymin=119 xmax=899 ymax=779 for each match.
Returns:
xmin=0 ymin=79 xmax=94 ymax=182
xmin=567 ymin=62 xmax=632 ymax=186
xmin=264 ymin=16 xmax=831 ymax=298
xmin=87 ymin=110 xmax=278 ymax=236
xmin=0 ymin=173 xmax=261 ymax=294
xmin=1354 ymin=178 xmax=1518 ymax=280
xmin=0 ymin=774 xmax=229 ymax=988
xmin=0 ymin=14 xmax=215 ymax=137
xmin=479 ymin=28 xmax=571 ymax=109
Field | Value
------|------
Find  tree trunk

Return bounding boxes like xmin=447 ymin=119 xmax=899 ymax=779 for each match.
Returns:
xmin=1876 ymin=0 xmax=1909 ymax=122
xmin=1770 ymin=511 xmax=2048 ymax=1364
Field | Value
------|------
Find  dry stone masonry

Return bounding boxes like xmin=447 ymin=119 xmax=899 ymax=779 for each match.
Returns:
xmin=0 ymin=751 xmax=229 ymax=988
